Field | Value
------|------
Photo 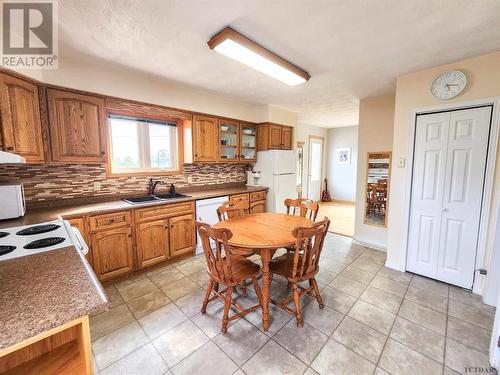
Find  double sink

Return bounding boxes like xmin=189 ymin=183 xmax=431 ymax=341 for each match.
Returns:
xmin=123 ymin=193 xmax=190 ymax=205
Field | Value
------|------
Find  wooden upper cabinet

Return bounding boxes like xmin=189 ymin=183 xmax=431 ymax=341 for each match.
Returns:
xmin=193 ymin=115 xmax=219 ymax=162
xmin=219 ymin=120 xmax=239 ymax=162
xmin=0 ymin=73 xmax=45 ymax=163
xmin=169 ymin=214 xmax=195 ymax=257
xmin=136 ymin=219 xmax=169 ymax=269
xmin=218 ymin=120 xmax=257 ymax=163
xmin=47 ymin=88 xmax=106 ymax=164
xmin=257 ymin=122 xmax=294 ymax=151
xmin=282 ymin=126 xmax=293 ymax=149
xmin=239 ymin=122 xmax=257 ymax=162
xmin=269 ymin=124 xmax=283 ymax=149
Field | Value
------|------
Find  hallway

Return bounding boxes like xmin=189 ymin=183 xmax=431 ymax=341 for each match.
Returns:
xmin=318 ymin=201 xmax=355 ymax=237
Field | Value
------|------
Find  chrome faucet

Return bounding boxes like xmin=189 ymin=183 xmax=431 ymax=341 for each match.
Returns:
xmin=148 ymin=178 xmax=164 ymax=196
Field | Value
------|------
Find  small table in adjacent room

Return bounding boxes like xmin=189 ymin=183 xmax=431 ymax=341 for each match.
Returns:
xmin=213 ymin=212 xmax=312 ymax=331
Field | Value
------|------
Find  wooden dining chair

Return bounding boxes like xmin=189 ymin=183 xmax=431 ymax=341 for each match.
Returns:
xmin=284 ymin=198 xmax=319 ymax=221
xmin=269 ymin=217 xmax=330 ymax=327
xmin=196 ymin=221 xmax=263 ymax=334
xmin=216 ymin=200 xmax=250 ymax=221
xmin=216 ymin=200 xmax=253 ymax=295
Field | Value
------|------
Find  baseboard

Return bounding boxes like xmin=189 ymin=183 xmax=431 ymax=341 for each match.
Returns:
xmin=352 ymin=238 xmax=386 ymax=252
xmin=384 ymin=261 xmax=406 ymax=272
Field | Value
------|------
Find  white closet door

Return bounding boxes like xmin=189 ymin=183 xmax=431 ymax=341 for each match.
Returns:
xmin=437 ymin=107 xmax=491 ymax=287
xmin=407 ymin=106 xmax=491 ymax=288
xmin=407 ymin=112 xmax=450 ymax=278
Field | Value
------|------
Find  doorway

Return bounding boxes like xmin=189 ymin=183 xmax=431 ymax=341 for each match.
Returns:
xmin=406 ymin=105 xmax=492 ymax=289
xmin=307 ymin=136 xmax=324 ymax=201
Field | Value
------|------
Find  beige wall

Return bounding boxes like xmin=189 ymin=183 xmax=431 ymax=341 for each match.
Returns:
xmin=354 ymin=94 xmax=395 ymax=249
xmin=387 ymin=52 xmax=500 ymax=293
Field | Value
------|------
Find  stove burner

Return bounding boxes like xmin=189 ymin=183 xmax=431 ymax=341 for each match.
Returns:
xmin=24 ymin=237 xmax=65 ymax=250
xmin=17 ymin=224 xmax=61 ymax=236
xmin=0 ymin=245 xmax=16 ymax=256
xmin=0 ymin=232 xmax=9 ymax=238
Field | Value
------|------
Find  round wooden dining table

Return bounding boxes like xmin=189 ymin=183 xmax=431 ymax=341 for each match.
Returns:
xmin=213 ymin=212 xmax=313 ymax=331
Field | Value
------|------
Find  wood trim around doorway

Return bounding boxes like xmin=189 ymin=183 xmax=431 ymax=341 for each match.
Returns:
xmin=306 ymin=135 xmax=325 ymax=200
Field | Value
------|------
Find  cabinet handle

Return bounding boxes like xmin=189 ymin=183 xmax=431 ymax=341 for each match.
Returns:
xmin=101 ymin=151 xmax=106 ymax=156
xmin=6 ymin=146 xmax=14 ymax=151
xmin=194 ymin=154 xmax=198 ymax=157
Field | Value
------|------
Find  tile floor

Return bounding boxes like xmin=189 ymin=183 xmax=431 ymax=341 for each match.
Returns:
xmin=90 ymin=233 xmax=497 ymax=375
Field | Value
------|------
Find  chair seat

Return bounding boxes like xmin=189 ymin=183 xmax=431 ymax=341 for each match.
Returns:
xmin=210 ymin=255 xmax=260 ymax=285
xmin=269 ymin=252 xmax=315 ymax=281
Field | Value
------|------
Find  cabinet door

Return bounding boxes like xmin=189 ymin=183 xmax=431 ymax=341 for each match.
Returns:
xmin=250 ymin=200 xmax=266 ymax=214
xmin=269 ymin=124 xmax=283 ymax=149
xmin=282 ymin=126 xmax=293 ymax=150
xmin=219 ymin=120 xmax=239 ymax=162
xmin=193 ymin=115 xmax=218 ymax=162
xmin=0 ymin=73 xmax=45 ymax=162
xmin=240 ymin=122 xmax=257 ymax=162
xmin=169 ymin=214 xmax=195 ymax=257
xmin=91 ymin=227 xmax=133 ymax=281
xmin=136 ymin=219 xmax=169 ymax=268
xmin=47 ymin=89 xmax=106 ymax=163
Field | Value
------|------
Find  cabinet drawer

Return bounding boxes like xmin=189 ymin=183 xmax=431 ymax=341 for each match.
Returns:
xmin=135 ymin=201 xmax=195 ymax=223
xmin=230 ymin=193 xmax=249 ymax=202
xmin=89 ymin=211 xmax=131 ymax=232
xmin=250 ymin=191 xmax=266 ymax=202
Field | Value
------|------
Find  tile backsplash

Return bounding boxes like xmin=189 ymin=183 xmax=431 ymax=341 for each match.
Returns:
xmin=0 ymin=163 xmax=249 ymax=205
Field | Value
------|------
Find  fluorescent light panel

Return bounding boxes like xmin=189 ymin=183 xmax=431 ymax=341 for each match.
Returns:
xmin=208 ymin=27 xmax=310 ymax=86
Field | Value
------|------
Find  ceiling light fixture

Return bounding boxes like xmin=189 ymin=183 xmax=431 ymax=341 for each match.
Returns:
xmin=207 ymin=27 xmax=310 ymax=86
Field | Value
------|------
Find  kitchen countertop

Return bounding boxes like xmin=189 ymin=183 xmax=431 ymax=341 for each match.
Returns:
xmin=0 ymin=184 xmax=268 ymax=228
xmin=0 ymin=246 xmax=109 ymax=350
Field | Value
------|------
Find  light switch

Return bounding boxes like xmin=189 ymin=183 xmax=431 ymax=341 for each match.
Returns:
xmin=187 ymin=176 xmax=193 ymax=184
xmin=398 ymin=157 xmax=406 ymax=168
xmin=93 ymin=181 xmax=101 ymax=191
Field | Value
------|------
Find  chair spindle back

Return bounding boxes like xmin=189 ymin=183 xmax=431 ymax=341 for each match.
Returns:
xmin=290 ymin=217 xmax=330 ymax=279
xmin=216 ymin=201 xmax=249 ymax=221
xmin=196 ymin=221 xmax=236 ymax=284
xmin=284 ymin=198 xmax=319 ymax=221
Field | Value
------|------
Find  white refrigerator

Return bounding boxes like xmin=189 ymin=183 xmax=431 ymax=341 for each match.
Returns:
xmin=253 ymin=150 xmax=297 ymax=213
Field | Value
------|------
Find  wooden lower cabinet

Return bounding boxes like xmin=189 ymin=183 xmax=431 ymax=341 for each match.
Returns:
xmin=169 ymin=214 xmax=196 ymax=257
xmin=136 ymin=219 xmax=169 ymax=269
xmin=250 ymin=200 xmax=266 ymax=214
xmin=91 ymin=227 xmax=134 ymax=281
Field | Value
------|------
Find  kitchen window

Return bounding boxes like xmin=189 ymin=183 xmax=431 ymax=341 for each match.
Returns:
xmin=108 ymin=114 xmax=180 ymax=174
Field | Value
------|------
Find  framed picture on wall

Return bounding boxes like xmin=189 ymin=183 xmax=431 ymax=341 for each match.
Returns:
xmin=337 ymin=148 xmax=351 ymax=164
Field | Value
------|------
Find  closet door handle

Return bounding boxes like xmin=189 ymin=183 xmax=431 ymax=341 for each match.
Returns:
xmin=442 ymin=208 xmax=448 ymax=212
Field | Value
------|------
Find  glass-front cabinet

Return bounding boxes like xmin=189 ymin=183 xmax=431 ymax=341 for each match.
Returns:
xmin=218 ymin=120 xmax=257 ymax=162
xmin=219 ymin=120 xmax=239 ymax=162
xmin=240 ymin=122 xmax=257 ymax=162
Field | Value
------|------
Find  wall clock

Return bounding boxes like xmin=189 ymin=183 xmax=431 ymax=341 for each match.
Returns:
xmin=430 ymin=70 xmax=467 ymax=100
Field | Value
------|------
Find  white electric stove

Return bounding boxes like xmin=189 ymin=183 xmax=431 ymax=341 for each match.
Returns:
xmin=0 ymin=220 xmax=88 ymax=261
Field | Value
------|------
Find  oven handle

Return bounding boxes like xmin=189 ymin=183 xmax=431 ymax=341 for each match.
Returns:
xmin=71 ymin=227 xmax=89 ymax=256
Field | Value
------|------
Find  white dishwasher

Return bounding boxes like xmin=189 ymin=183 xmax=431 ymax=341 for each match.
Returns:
xmin=195 ymin=195 xmax=229 ymax=254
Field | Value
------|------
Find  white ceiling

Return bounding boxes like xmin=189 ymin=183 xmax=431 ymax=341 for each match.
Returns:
xmin=57 ymin=0 xmax=500 ymax=128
